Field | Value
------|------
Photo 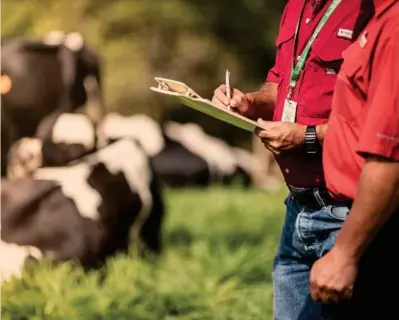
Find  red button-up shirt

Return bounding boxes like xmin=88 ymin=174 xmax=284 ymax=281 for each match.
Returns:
xmin=323 ymin=0 xmax=399 ymax=201
xmin=266 ymin=0 xmax=373 ymax=188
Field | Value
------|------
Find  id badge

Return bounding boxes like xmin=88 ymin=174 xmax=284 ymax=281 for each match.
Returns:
xmin=282 ymin=99 xmax=297 ymax=123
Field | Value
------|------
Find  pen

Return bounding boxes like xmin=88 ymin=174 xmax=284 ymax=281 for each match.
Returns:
xmin=225 ymin=70 xmax=231 ymax=111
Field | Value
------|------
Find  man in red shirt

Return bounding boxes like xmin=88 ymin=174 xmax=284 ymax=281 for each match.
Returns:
xmin=212 ymin=0 xmax=373 ymax=319
xmin=310 ymin=0 xmax=399 ymax=317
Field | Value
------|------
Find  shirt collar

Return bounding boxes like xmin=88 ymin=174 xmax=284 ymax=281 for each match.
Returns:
xmin=374 ymin=0 xmax=398 ymax=17
xmin=308 ymin=0 xmax=329 ymax=15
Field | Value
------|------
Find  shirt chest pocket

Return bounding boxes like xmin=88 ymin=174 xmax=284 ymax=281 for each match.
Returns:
xmin=299 ymin=36 xmax=353 ymax=119
xmin=275 ymin=22 xmax=296 ymax=78
xmin=340 ymin=50 xmax=370 ymax=101
xmin=335 ymin=47 xmax=370 ymax=123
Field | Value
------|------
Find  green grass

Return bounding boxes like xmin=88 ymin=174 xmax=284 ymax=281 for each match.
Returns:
xmin=1 ymin=187 xmax=288 ymax=320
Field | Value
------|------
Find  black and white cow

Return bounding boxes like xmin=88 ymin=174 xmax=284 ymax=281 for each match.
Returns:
xmin=163 ymin=121 xmax=253 ymax=187
xmin=41 ymin=31 xmax=104 ymax=124
xmin=97 ymin=113 xmax=212 ymax=187
xmin=7 ymin=112 xmax=97 ymax=180
xmin=0 ymin=138 xmax=165 ymax=284
xmin=97 ymin=113 xmax=254 ymax=187
xmin=1 ymin=31 xmax=104 ymax=176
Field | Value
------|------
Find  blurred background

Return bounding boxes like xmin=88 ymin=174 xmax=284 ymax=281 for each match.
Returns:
xmin=1 ymin=1 xmax=289 ymax=319
xmin=2 ymin=0 xmax=286 ymax=148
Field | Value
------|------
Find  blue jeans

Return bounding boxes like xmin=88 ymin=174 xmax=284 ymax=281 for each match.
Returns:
xmin=272 ymin=195 xmax=350 ymax=320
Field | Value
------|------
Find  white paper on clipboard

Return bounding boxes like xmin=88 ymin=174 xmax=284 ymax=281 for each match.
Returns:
xmin=150 ymin=77 xmax=264 ymax=132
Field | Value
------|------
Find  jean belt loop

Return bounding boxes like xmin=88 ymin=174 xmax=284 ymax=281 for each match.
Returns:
xmin=313 ymin=188 xmax=326 ymax=208
xmin=289 ymin=187 xmax=298 ymax=201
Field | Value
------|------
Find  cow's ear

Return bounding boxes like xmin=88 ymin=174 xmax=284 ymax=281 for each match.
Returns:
xmin=43 ymin=30 xmax=66 ymax=46
xmin=64 ymin=32 xmax=84 ymax=52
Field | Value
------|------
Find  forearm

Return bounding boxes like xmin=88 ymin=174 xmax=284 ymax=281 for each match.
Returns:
xmin=244 ymin=82 xmax=277 ymax=121
xmin=334 ymin=157 xmax=399 ymax=262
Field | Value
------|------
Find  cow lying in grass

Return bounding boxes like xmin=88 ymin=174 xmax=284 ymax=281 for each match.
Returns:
xmin=1 ymin=138 xmax=165 ymax=284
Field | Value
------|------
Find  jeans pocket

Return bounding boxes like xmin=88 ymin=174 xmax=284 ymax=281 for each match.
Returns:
xmin=326 ymin=205 xmax=350 ymax=221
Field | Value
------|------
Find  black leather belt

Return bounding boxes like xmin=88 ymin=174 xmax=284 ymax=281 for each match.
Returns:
xmin=287 ymin=184 xmax=353 ymax=210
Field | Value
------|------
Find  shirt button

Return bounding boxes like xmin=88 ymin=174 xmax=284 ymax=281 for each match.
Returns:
xmin=305 ymin=18 xmax=311 ymax=24
xmin=285 ymin=168 xmax=290 ymax=174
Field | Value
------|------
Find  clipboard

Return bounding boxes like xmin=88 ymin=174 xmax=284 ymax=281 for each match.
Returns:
xmin=150 ymin=77 xmax=265 ymax=132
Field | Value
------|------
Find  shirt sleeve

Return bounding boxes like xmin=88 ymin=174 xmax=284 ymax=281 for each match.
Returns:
xmin=356 ymin=32 xmax=399 ymax=161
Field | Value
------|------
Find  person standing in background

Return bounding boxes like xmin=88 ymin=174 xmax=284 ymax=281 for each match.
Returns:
xmin=310 ymin=0 xmax=399 ymax=318
xmin=212 ymin=0 xmax=373 ymax=319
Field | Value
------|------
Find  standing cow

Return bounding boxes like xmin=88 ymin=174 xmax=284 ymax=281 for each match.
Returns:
xmin=1 ymin=31 xmax=104 ymax=176
xmin=1 ymin=138 xmax=165 ymax=283
xmin=42 ymin=31 xmax=104 ymax=124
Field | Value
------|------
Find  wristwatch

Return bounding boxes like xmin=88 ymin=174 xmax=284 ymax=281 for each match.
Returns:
xmin=303 ymin=125 xmax=320 ymax=154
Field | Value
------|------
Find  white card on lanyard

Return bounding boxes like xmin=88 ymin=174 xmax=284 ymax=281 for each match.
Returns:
xmin=282 ymin=99 xmax=297 ymax=123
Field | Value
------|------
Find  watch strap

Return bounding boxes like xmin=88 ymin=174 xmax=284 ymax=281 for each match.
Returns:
xmin=304 ymin=125 xmax=319 ymax=154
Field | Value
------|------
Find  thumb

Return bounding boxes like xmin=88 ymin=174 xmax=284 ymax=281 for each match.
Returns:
xmin=256 ymin=118 xmax=266 ymax=132
xmin=257 ymin=119 xmax=269 ymax=128
xmin=257 ymin=119 xmax=275 ymax=130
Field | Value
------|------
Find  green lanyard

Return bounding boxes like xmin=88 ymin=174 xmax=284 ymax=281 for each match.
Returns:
xmin=288 ymin=0 xmax=342 ymax=98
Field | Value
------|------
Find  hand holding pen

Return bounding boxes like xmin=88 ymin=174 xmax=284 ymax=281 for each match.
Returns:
xmin=211 ymin=71 xmax=252 ymax=116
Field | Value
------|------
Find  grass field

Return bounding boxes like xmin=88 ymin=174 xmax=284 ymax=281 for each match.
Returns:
xmin=1 ymin=186 xmax=288 ymax=320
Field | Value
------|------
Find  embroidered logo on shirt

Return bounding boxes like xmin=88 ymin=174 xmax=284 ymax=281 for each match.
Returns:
xmin=326 ymin=68 xmax=336 ymax=75
xmin=337 ymin=28 xmax=353 ymax=40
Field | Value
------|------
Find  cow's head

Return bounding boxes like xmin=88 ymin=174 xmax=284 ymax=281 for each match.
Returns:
xmin=43 ymin=31 xmax=105 ymax=123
